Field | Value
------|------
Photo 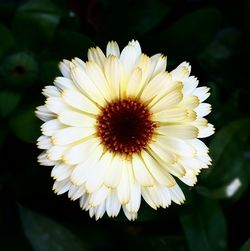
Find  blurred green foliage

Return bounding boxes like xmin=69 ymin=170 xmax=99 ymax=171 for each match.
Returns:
xmin=0 ymin=0 xmax=249 ymax=251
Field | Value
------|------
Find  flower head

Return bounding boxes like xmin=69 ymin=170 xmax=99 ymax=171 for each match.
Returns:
xmin=36 ymin=40 xmax=214 ymax=220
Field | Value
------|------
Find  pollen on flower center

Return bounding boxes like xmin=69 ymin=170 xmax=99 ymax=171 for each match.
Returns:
xmin=96 ymin=98 xmax=156 ymax=156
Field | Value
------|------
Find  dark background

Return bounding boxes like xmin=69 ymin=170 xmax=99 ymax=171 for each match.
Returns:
xmin=0 ymin=0 xmax=249 ymax=250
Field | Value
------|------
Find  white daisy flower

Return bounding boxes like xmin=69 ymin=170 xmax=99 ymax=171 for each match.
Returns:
xmin=36 ymin=40 xmax=215 ymax=220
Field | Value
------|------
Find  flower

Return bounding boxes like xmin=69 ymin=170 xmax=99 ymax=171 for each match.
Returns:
xmin=36 ymin=40 xmax=214 ymax=220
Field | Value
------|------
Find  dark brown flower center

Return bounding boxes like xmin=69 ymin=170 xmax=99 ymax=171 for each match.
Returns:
xmin=96 ymin=98 xmax=156 ymax=156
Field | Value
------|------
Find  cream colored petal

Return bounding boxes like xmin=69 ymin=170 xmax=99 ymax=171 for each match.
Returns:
xmin=171 ymin=62 xmax=191 ymax=81
xmin=42 ymin=85 xmax=60 ymax=97
xmin=152 ymin=108 xmax=189 ymax=123
xmin=63 ymin=137 xmax=101 ymax=165
xmin=125 ymin=67 xmax=143 ymax=98
xmin=195 ymin=103 xmax=212 ymax=117
xmin=187 ymin=139 xmax=208 ymax=156
xmin=72 ymin=57 xmax=86 ymax=68
xmin=132 ymin=154 xmax=154 ymax=187
xmin=54 ymin=77 xmax=76 ymax=91
xmin=51 ymin=163 xmax=73 ymax=181
xmin=141 ymin=150 xmax=176 ymax=187
xmin=58 ymin=110 xmax=96 ymax=127
xmin=62 ymin=89 xmax=100 ymax=115
xmin=157 ymin=125 xmax=199 ymax=139
xmin=125 ymin=179 xmax=141 ymax=213
xmin=53 ymin=179 xmax=71 ymax=195
xmin=120 ymin=40 xmax=141 ymax=76
xmin=85 ymin=152 xmax=112 ymax=193
xmin=68 ymin=185 xmax=85 ymax=201
xmin=53 ymin=127 xmax=95 ymax=145
xmin=87 ymin=46 xmax=106 ymax=68
xmin=47 ymin=145 xmax=66 ymax=161
xmin=169 ymin=184 xmax=185 ymax=204
xmin=157 ymin=136 xmax=195 ymax=157
xmin=104 ymin=55 xmax=122 ymax=99
xmin=70 ymin=65 xmax=106 ymax=106
xmin=117 ymin=160 xmax=131 ymax=204
xmin=45 ymin=97 xmax=69 ymax=114
xmin=85 ymin=61 xmax=112 ymax=100
xmin=106 ymin=190 xmax=121 ymax=217
xmin=59 ymin=59 xmax=71 ymax=78
xmin=89 ymin=186 xmax=110 ymax=207
xmin=193 ymin=87 xmax=210 ymax=102
xmin=35 ymin=105 xmax=55 ymax=122
xmin=38 ymin=151 xmax=56 ymax=166
xmin=198 ymin=123 xmax=215 ymax=138
xmin=106 ymin=41 xmax=120 ymax=57
xmin=94 ymin=201 xmax=106 ymax=220
xmin=141 ymin=187 xmax=158 ymax=209
xmin=179 ymin=95 xmax=199 ymax=109
xmin=150 ymin=90 xmax=183 ymax=113
xmin=150 ymin=53 xmax=167 ymax=77
xmin=41 ymin=119 xmax=64 ymax=136
xmin=122 ymin=206 xmax=137 ymax=221
xmin=140 ymin=72 xmax=172 ymax=102
xmin=104 ymin=154 xmax=123 ymax=188
xmin=37 ymin=135 xmax=52 ymax=149
xmin=182 ymin=76 xmax=199 ymax=95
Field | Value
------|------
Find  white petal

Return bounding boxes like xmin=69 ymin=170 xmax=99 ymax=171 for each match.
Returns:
xmin=54 ymin=77 xmax=76 ymax=91
xmin=125 ymin=67 xmax=143 ymax=97
xmin=35 ymin=105 xmax=55 ymax=122
xmin=193 ymin=87 xmax=210 ymax=102
xmin=63 ymin=138 xmax=102 ymax=165
xmin=106 ymin=190 xmax=121 ymax=217
xmin=70 ymin=65 xmax=106 ymax=106
xmin=150 ymin=54 xmax=167 ymax=77
xmin=51 ymin=163 xmax=73 ymax=181
xmin=122 ymin=206 xmax=137 ymax=221
xmin=141 ymin=187 xmax=157 ymax=209
xmin=58 ymin=110 xmax=96 ymax=127
xmin=150 ymin=90 xmax=183 ymax=113
xmin=85 ymin=61 xmax=112 ymax=101
xmin=132 ymin=154 xmax=154 ymax=186
xmin=104 ymin=155 xmax=123 ymax=188
xmin=157 ymin=125 xmax=199 ymax=139
xmin=125 ymin=179 xmax=141 ymax=213
xmin=198 ymin=123 xmax=215 ymax=138
xmin=37 ymin=135 xmax=52 ymax=149
xmin=89 ymin=186 xmax=110 ymax=207
xmin=38 ymin=151 xmax=56 ymax=166
xmin=152 ymin=108 xmax=189 ymax=123
xmin=195 ymin=103 xmax=212 ymax=117
xmin=106 ymin=41 xmax=120 ymax=57
xmin=47 ymin=145 xmax=66 ymax=161
xmin=53 ymin=179 xmax=71 ymax=195
xmin=141 ymin=150 xmax=176 ymax=187
xmin=53 ymin=127 xmax=95 ymax=145
xmin=187 ymin=139 xmax=208 ymax=156
xmin=94 ymin=201 xmax=106 ymax=220
xmin=87 ymin=46 xmax=106 ymax=68
xmin=68 ymin=185 xmax=85 ymax=200
xmin=117 ymin=160 xmax=131 ymax=204
xmin=120 ymin=40 xmax=141 ymax=76
xmin=62 ymin=89 xmax=100 ymax=115
xmin=104 ymin=55 xmax=122 ymax=99
xmin=41 ymin=119 xmax=64 ymax=136
xmin=182 ymin=76 xmax=199 ymax=95
xmin=171 ymin=62 xmax=191 ymax=81
xmin=45 ymin=97 xmax=69 ymax=114
xmin=42 ymin=85 xmax=60 ymax=97
xmin=169 ymin=184 xmax=185 ymax=204
xmin=59 ymin=59 xmax=71 ymax=78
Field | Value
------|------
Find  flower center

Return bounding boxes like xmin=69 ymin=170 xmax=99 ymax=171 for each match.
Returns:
xmin=96 ymin=98 xmax=156 ymax=156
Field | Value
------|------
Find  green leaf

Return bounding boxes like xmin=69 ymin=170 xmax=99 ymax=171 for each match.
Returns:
xmin=53 ymin=30 xmax=95 ymax=59
xmin=101 ymin=0 xmax=170 ymax=38
xmin=12 ymin=0 xmax=63 ymax=51
xmin=180 ymin=197 xmax=227 ymax=251
xmin=239 ymin=239 xmax=250 ymax=251
xmin=201 ymin=119 xmax=250 ymax=186
xmin=10 ymin=106 xmax=40 ymax=143
xmin=0 ymin=90 xmax=21 ymax=117
xmin=19 ymin=205 xmax=87 ymax=251
xmin=0 ymin=22 xmax=15 ymax=59
xmin=155 ymin=8 xmax=222 ymax=58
